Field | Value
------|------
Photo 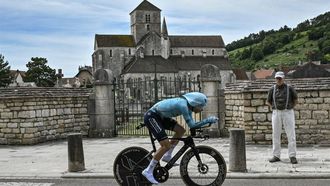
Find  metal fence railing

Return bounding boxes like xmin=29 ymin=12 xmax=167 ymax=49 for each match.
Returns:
xmin=114 ymin=76 xmax=202 ymax=136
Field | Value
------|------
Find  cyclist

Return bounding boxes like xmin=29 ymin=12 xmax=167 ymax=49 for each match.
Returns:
xmin=142 ymin=92 xmax=219 ymax=184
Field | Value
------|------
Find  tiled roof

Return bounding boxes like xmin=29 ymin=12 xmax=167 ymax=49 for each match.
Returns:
xmin=95 ymin=35 xmax=135 ymax=47
xmin=9 ymin=70 xmax=26 ymax=78
xmin=289 ymin=62 xmax=330 ymax=78
xmin=253 ymin=69 xmax=275 ymax=79
xmin=169 ymin=35 xmax=225 ymax=48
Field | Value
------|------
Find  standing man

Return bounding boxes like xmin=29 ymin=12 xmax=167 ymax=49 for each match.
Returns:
xmin=266 ymin=71 xmax=298 ymax=164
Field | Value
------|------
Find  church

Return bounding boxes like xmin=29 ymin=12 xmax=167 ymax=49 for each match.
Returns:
xmin=92 ymin=0 xmax=234 ymax=88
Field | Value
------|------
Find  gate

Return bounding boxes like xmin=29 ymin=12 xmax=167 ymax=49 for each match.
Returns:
xmin=114 ymin=76 xmax=201 ymax=136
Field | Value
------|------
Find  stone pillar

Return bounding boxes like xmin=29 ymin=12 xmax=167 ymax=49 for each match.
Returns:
xmin=56 ymin=69 xmax=63 ymax=87
xmin=201 ymin=64 xmax=221 ymax=137
xmin=68 ymin=133 xmax=85 ymax=172
xmin=229 ymin=128 xmax=247 ymax=172
xmin=89 ymin=69 xmax=115 ymax=137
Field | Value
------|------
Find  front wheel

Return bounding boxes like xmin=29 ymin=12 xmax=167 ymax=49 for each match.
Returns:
xmin=180 ymin=145 xmax=227 ymax=186
xmin=113 ymin=146 xmax=152 ymax=186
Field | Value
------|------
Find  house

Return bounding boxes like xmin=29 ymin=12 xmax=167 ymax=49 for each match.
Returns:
xmin=9 ymin=70 xmax=36 ymax=87
xmin=57 ymin=66 xmax=93 ymax=88
xmin=287 ymin=62 xmax=330 ymax=78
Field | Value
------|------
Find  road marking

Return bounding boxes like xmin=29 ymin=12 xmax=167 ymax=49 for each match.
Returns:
xmin=0 ymin=182 xmax=54 ymax=186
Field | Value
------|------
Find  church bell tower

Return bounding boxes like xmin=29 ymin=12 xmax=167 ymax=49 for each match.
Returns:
xmin=130 ymin=0 xmax=161 ymax=43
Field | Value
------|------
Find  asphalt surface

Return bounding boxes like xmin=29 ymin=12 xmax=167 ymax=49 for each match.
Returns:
xmin=1 ymin=137 xmax=330 ymax=181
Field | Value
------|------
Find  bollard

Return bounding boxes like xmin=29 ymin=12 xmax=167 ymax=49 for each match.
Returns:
xmin=67 ymin=133 xmax=85 ymax=172
xmin=229 ymin=128 xmax=247 ymax=172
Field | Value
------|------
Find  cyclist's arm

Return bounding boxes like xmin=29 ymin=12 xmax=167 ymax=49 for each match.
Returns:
xmin=182 ymin=109 xmax=211 ymax=128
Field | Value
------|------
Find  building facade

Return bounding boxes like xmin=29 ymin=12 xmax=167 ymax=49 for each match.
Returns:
xmin=92 ymin=0 xmax=233 ymax=85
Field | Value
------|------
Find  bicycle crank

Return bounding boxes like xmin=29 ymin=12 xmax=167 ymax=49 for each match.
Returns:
xmin=153 ymin=166 xmax=169 ymax=183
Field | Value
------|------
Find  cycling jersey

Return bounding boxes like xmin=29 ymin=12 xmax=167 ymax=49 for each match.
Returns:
xmin=149 ymin=97 xmax=195 ymax=128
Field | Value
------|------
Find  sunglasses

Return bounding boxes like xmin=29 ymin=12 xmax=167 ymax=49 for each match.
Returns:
xmin=276 ymin=77 xmax=282 ymax=80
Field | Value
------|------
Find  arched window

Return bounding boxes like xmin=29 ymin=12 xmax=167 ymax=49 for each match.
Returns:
xmin=192 ymin=50 xmax=194 ymax=55
xmin=146 ymin=24 xmax=150 ymax=31
xmin=212 ymin=49 xmax=215 ymax=55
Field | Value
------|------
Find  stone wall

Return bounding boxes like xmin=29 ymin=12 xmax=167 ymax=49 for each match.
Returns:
xmin=0 ymin=88 xmax=92 ymax=145
xmin=225 ymin=78 xmax=330 ymax=145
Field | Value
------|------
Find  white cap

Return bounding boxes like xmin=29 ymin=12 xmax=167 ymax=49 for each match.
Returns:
xmin=275 ymin=71 xmax=285 ymax=78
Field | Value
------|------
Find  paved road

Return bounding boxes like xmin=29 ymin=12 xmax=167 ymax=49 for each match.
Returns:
xmin=1 ymin=178 xmax=330 ymax=186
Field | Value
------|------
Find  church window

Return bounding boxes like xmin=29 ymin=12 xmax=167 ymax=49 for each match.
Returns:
xmin=99 ymin=54 xmax=102 ymax=61
xmin=110 ymin=50 xmax=112 ymax=57
xmin=128 ymin=48 xmax=131 ymax=55
xmin=146 ymin=24 xmax=150 ymax=31
xmin=170 ymin=49 xmax=173 ymax=55
xmin=192 ymin=50 xmax=194 ymax=55
xmin=212 ymin=49 xmax=215 ymax=55
xmin=152 ymin=50 xmax=154 ymax=56
xmin=146 ymin=14 xmax=151 ymax=23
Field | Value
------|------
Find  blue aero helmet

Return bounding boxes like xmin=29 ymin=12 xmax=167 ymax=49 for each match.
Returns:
xmin=182 ymin=92 xmax=207 ymax=108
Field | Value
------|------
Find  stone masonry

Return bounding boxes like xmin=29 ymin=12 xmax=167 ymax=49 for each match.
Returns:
xmin=224 ymin=78 xmax=330 ymax=145
xmin=0 ymin=88 xmax=92 ymax=145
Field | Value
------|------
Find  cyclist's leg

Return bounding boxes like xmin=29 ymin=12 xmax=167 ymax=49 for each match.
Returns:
xmin=143 ymin=139 xmax=171 ymax=184
xmin=143 ymin=111 xmax=171 ymax=184
xmin=162 ymin=119 xmax=186 ymax=161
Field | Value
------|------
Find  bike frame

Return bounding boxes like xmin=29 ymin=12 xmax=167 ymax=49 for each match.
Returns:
xmin=136 ymin=123 xmax=207 ymax=171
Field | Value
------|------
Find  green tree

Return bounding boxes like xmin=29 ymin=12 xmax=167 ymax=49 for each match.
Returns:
xmin=24 ymin=57 xmax=56 ymax=87
xmin=0 ymin=54 xmax=12 ymax=87
xmin=251 ymin=47 xmax=264 ymax=61
xmin=239 ymin=48 xmax=252 ymax=60
xmin=262 ymin=40 xmax=277 ymax=55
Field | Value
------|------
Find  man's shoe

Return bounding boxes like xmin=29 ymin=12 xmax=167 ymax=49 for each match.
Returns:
xmin=269 ymin=156 xmax=281 ymax=163
xmin=142 ymin=169 xmax=159 ymax=184
xmin=290 ymin=157 xmax=298 ymax=164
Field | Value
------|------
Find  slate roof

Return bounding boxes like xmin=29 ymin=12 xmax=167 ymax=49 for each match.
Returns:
xmin=169 ymin=36 xmax=225 ymax=48
xmin=123 ymin=56 xmax=177 ymax=73
xmin=123 ymin=56 xmax=231 ymax=73
xmin=130 ymin=0 xmax=161 ymax=14
xmin=169 ymin=56 xmax=231 ymax=70
xmin=95 ymin=34 xmax=135 ymax=47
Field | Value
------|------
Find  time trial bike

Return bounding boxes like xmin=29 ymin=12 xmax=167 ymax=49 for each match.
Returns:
xmin=113 ymin=123 xmax=227 ymax=186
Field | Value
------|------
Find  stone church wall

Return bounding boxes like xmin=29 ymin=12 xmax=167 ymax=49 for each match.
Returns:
xmin=170 ymin=47 xmax=225 ymax=56
xmin=224 ymin=78 xmax=330 ymax=145
xmin=0 ymin=88 xmax=92 ymax=145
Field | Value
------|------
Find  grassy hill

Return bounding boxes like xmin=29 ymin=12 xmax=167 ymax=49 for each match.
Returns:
xmin=226 ymin=12 xmax=330 ymax=71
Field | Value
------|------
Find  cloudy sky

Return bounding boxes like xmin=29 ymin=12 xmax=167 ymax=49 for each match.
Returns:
xmin=1 ymin=0 xmax=329 ymax=77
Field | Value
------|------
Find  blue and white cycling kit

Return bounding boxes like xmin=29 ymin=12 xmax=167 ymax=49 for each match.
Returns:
xmin=144 ymin=93 xmax=218 ymax=141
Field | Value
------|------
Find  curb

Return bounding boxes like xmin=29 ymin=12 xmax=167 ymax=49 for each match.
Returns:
xmin=61 ymin=172 xmax=330 ymax=179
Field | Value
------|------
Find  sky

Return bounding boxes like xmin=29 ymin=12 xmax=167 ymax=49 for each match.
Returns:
xmin=1 ymin=0 xmax=329 ymax=77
